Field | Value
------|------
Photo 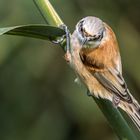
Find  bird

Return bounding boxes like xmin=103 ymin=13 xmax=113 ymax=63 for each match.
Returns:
xmin=64 ymin=16 xmax=140 ymax=131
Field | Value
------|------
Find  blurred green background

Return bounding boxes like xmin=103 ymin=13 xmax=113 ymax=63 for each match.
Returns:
xmin=0 ymin=0 xmax=140 ymax=140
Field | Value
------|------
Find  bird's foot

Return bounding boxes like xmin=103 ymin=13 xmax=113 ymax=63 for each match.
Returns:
xmin=52 ymin=24 xmax=69 ymax=44
xmin=87 ymin=90 xmax=93 ymax=97
xmin=64 ymin=51 xmax=71 ymax=63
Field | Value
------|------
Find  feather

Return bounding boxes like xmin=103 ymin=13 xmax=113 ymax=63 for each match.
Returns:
xmin=93 ymin=70 xmax=132 ymax=103
xmin=70 ymin=16 xmax=140 ymax=131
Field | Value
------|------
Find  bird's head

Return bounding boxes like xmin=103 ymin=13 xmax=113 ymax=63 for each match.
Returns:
xmin=76 ymin=16 xmax=105 ymax=48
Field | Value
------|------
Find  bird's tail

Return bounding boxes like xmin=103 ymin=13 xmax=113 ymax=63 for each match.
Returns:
xmin=120 ymin=98 xmax=140 ymax=131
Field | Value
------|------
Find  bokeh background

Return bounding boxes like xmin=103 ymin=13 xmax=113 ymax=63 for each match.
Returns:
xmin=0 ymin=0 xmax=140 ymax=140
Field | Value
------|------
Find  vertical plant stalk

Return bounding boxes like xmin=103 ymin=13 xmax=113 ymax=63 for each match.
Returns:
xmin=93 ymin=96 xmax=137 ymax=140
xmin=33 ymin=0 xmax=138 ymax=139
xmin=33 ymin=0 xmax=63 ymax=26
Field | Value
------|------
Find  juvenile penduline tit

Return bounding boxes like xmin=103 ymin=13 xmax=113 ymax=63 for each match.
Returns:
xmin=64 ymin=16 xmax=140 ymax=131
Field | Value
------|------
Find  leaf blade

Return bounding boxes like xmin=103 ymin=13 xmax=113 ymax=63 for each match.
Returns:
xmin=0 ymin=24 xmax=65 ymax=41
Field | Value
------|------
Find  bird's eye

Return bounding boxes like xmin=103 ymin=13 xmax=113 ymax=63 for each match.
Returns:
xmin=89 ymin=34 xmax=103 ymax=41
xmin=93 ymin=35 xmax=101 ymax=40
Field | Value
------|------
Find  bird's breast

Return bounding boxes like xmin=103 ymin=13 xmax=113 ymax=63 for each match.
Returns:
xmin=70 ymin=35 xmax=109 ymax=99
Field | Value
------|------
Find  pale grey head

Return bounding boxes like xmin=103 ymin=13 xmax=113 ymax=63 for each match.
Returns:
xmin=76 ymin=16 xmax=105 ymax=48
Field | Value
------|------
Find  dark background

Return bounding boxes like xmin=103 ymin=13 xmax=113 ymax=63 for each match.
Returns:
xmin=0 ymin=0 xmax=140 ymax=140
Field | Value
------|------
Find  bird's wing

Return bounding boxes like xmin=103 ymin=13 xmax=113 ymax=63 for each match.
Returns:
xmin=79 ymin=51 xmax=132 ymax=103
xmin=93 ymin=68 xmax=132 ymax=103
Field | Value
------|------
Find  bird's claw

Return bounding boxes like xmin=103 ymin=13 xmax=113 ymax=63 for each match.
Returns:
xmin=59 ymin=24 xmax=71 ymax=63
xmin=87 ymin=90 xmax=93 ymax=97
xmin=64 ymin=51 xmax=71 ymax=63
xmin=52 ymin=35 xmax=65 ymax=44
xmin=52 ymin=24 xmax=70 ymax=45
